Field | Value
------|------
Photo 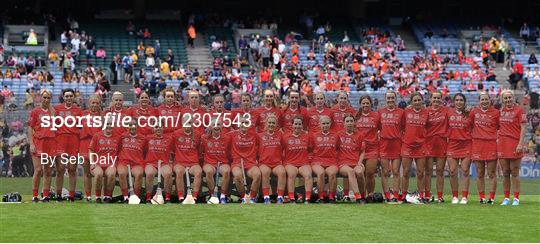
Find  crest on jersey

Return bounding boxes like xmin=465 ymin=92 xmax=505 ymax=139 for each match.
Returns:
xmin=208 ymin=142 xmax=213 ymax=147
xmin=99 ymin=139 xmax=105 ymax=144
xmin=161 ymin=110 xmax=167 ymax=115
xmin=179 ymin=137 xmax=184 ymax=142
xmin=317 ymin=137 xmax=322 ymax=142
xmin=381 ymin=113 xmax=387 ymax=118
xmin=149 ymin=140 xmax=155 ymax=145
xmin=450 ymin=116 xmax=456 ymax=120
xmin=288 ymin=139 xmax=294 ymax=144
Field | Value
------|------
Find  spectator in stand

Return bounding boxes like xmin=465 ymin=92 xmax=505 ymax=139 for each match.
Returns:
xmin=86 ymin=36 xmax=95 ymax=58
xmin=126 ymin=21 xmax=135 ymax=36
xmin=510 ymin=60 xmax=524 ymax=89
xmin=238 ymin=35 xmax=248 ymax=60
xmin=260 ymin=67 xmax=271 ymax=89
xmin=528 ymin=53 xmax=538 ymax=64
xmin=96 ymin=47 xmax=106 ymax=59
xmin=520 ymin=23 xmax=530 ymax=41
xmin=60 ymin=31 xmax=68 ymax=50
xmin=143 ymin=28 xmax=151 ymax=40
xmin=187 ymin=24 xmax=196 ymax=48
xmin=154 ymin=39 xmax=161 ymax=58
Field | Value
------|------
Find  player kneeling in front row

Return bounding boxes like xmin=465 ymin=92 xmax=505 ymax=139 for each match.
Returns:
xmin=337 ymin=114 xmax=367 ymax=204
xmin=173 ymin=116 xmax=203 ymax=203
xmin=310 ymin=116 xmax=340 ymax=203
xmin=283 ymin=116 xmax=313 ymax=203
xmin=144 ymin=122 xmax=174 ymax=203
xmin=89 ymin=121 xmax=120 ymax=203
xmin=201 ymin=120 xmax=231 ymax=204
xmin=230 ymin=117 xmax=261 ymax=203
xmin=258 ymin=116 xmax=286 ymax=204
xmin=117 ymin=119 xmax=147 ymax=203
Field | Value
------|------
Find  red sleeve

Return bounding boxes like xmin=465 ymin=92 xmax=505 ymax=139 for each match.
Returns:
xmin=28 ymin=110 xmax=36 ymax=128
xmin=519 ymin=107 xmax=527 ymax=124
xmin=89 ymin=135 xmax=97 ymax=152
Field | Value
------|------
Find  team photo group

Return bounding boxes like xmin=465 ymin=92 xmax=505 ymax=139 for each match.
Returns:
xmin=28 ymin=86 xmax=527 ymax=206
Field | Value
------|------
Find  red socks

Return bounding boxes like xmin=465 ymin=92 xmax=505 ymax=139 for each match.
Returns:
xmin=452 ymin=191 xmax=458 ymax=198
xmin=288 ymin=193 xmax=295 ymax=200
xmin=437 ymin=192 xmax=443 ymax=199
xmin=319 ymin=191 xmax=326 ymax=200
xmin=343 ymin=188 xmax=349 ymax=197
xmin=104 ymin=190 xmax=112 ymax=197
xmin=85 ymin=191 xmax=91 ymax=198
xmin=145 ymin=192 xmax=152 ymax=201
xmin=305 ymin=191 xmax=311 ymax=201
xmin=177 ymin=190 xmax=184 ymax=199
xmin=262 ymin=188 xmax=270 ymax=197
xmin=384 ymin=192 xmax=391 ymax=200
xmin=489 ymin=192 xmax=495 ymax=200
xmin=193 ymin=191 xmax=199 ymax=199
xmin=514 ymin=192 xmax=519 ymax=200
xmin=69 ymin=191 xmax=75 ymax=198
xmin=425 ymin=191 xmax=431 ymax=198
xmin=354 ymin=192 xmax=361 ymax=200
xmin=479 ymin=191 xmax=485 ymax=199
xmin=393 ymin=192 xmax=400 ymax=200
xmin=165 ymin=193 xmax=171 ymax=201
xmin=277 ymin=190 xmax=284 ymax=197
xmin=43 ymin=189 xmax=50 ymax=198
xmin=32 ymin=189 xmax=38 ymax=197
xmin=504 ymin=191 xmax=510 ymax=199
xmin=96 ymin=189 xmax=102 ymax=198
xmin=328 ymin=192 xmax=335 ymax=200
xmin=462 ymin=191 xmax=469 ymax=198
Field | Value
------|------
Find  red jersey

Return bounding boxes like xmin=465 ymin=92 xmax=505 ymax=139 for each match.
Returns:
xmin=355 ymin=111 xmax=380 ymax=143
xmin=255 ymin=106 xmax=282 ymax=131
xmin=119 ymin=133 xmax=147 ymax=164
xmin=402 ymin=108 xmax=429 ymax=146
xmin=307 ymin=107 xmax=334 ymax=133
xmin=426 ymin=106 xmax=448 ymax=137
xmin=201 ymin=134 xmax=230 ymax=164
xmin=309 ymin=131 xmax=339 ymax=166
xmin=337 ymin=131 xmax=363 ymax=164
xmin=378 ymin=107 xmax=404 ymax=139
xmin=257 ymin=131 xmax=283 ymax=166
xmin=145 ymin=135 xmax=174 ymax=164
xmin=28 ymin=107 xmax=55 ymax=139
xmin=181 ymin=106 xmax=207 ymax=135
xmin=126 ymin=105 xmax=158 ymax=135
xmin=157 ymin=103 xmax=181 ymax=134
xmin=281 ymin=106 xmax=309 ymax=132
xmin=469 ymin=107 xmax=500 ymax=140
xmin=172 ymin=129 xmax=201 ymax=164
xmin=282 ymin=131 xmax=309 ymax=166
xmin=231 ymin=108 xmax=257 ymax=133
xmin=228 ymin=130 xmax=258 ymax=166
xmin=499 ymin=105 xmax=526 ymax=140
xmin=104 ymin=107 xmax=128 ymax=137
xmin=80 ymin=110 xmax=102 ymax=140
xmin=54 ymin=104 xmax=83 ymax=135
xmin=331 ymin=105 xmax=356 ymax=132
xmin=209 ymin=108 xmax=231 ymax=133
xmin=447 ymin=109 xmax=472 ymax=140
xmin=89 ymin=131 xmax=121 ymax=166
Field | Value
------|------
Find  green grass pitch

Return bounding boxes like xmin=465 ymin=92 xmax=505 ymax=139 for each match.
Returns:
xmin=1 ymin=177 xmax=539 ymax=242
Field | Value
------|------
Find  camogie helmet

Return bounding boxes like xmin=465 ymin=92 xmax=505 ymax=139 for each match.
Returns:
xmin=2 ymin=192 xmax=22 ymax=203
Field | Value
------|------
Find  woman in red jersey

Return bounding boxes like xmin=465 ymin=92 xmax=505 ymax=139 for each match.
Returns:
xmin=209 ymin=94 xmax=231 ymax=133
xmin=28 ymin=90 xmax=55 ymax=202
xmin=378 ymin=90 xmax=404 ymax=203
xmin=307 ymin=92 xmax=334 ymax=133
xmin=425 ymin=91 xmax=449 ymax=203
xmin=230 ymin=117 xmax=261 ymax=203
xmin=126 ymin=91 xmax=157 ymax=136
xmin=281 ymin=91 xmax=308 ymax=133
xmin=144 ymin=122 xmax=174 ymax=203
xmin=255 ymin=89 xmax=282 ymax=132
xmin=172 ymin=115 xmax=202 ymax=203
xmin=282 ymin=116 xmax=313 ymax=203
xmin=88 ymin=121 xmax=120 ymax=203
xmin=310 ymin=115 xmax=340 ymax=203
xmin=79 ymin=95 xmax=103 ymax=201
xmin=54 ymin=88 xmax=83 ymax=202
xmin=447 ymin=93 xmax=473 ymax=204
xmin=117 ymin=119 xmax=147 ymax=203
xmin=498 ymin=90 xmax=527 ymax=206
xmin=356 ymin=96 xmax=386 ymax=201
xmin=401 ymin=92 xmax=429 ymax=203
xmin=106 ymin=91 xmax=127 ymax=136
xmin=231 ymin=93 xmax=257 ymax=133
xmin=258 ymin=115 xmax=286 ymax=204
xmin=331 ymin=91 xmax=356 ymax=133
xmin=337 ymin=114 xmax=367 ymax=204
xmin=469 ymin=92 xmax=500 ymax=204
xmin=201 ymin=120 xmax=231 ymax=204
xmin=157 ymin=89 xmax=181 ymax=136
xmin=182 ymin=90 xmax=207 ymax=135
